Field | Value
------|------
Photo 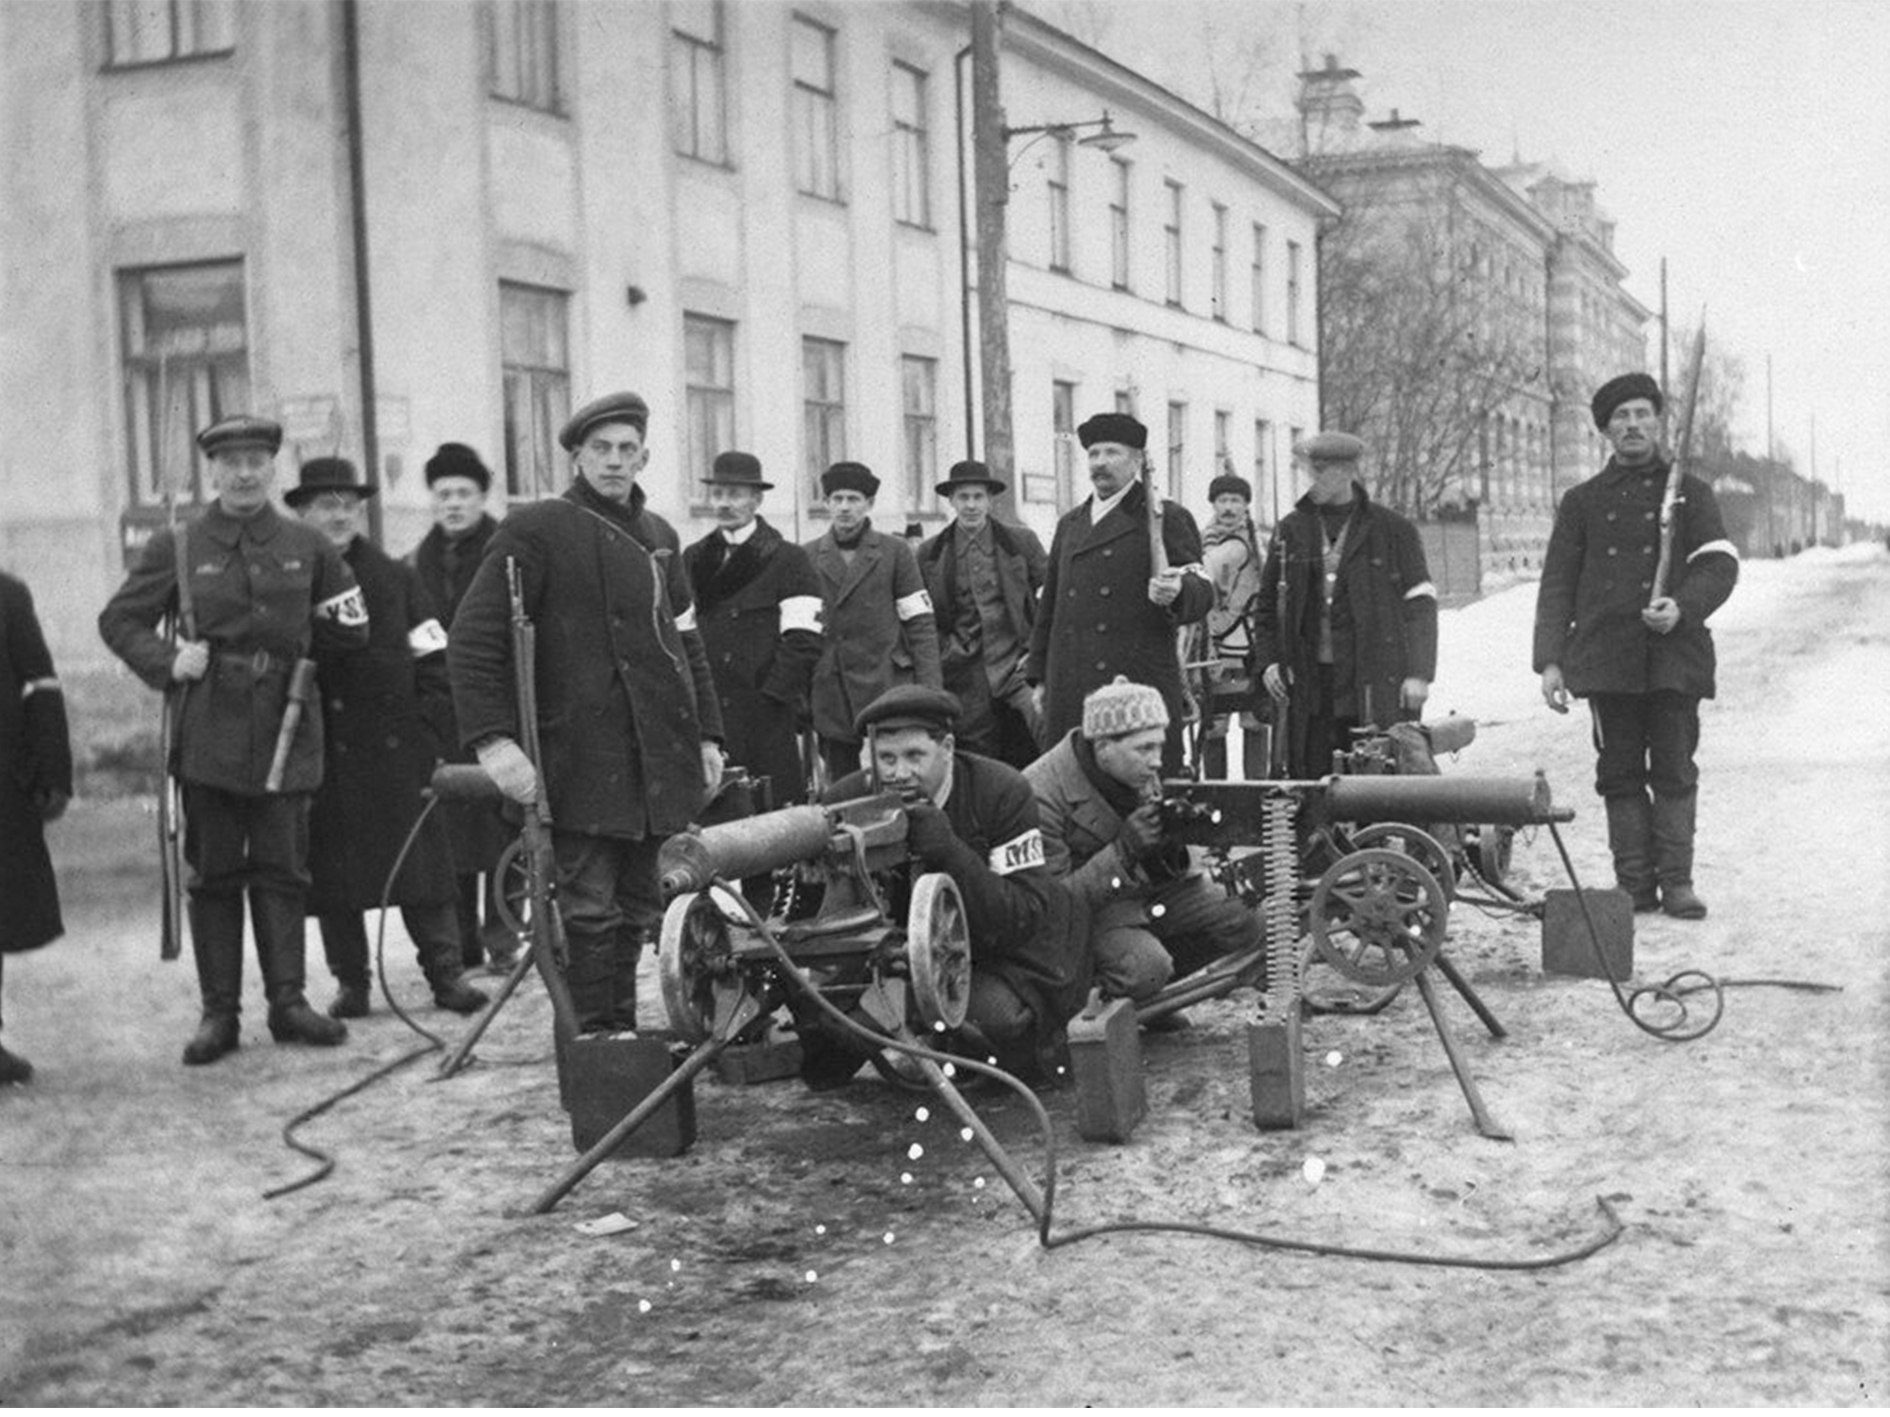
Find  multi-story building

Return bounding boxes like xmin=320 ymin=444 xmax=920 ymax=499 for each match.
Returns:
xmin=0 ymin=0 xmax=1334 ymax=662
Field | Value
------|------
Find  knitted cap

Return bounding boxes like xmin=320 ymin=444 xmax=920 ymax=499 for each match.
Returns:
xmin=1081 ymin=676 xmax=1170 ymax=740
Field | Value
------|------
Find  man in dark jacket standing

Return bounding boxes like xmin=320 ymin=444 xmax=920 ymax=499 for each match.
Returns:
xmin=100 ymin=415 xmax=368 ymax=1064
xmin=917 ymin=461 xmax=1047 ymax=769
xmin=410 ymin=442 xmax=516 ymax=974
xmin=1026 ymin=412 xmax=1213 ymax=776
xmin=289 ymin=458 xmax=488 ymax=1019
xmin=681 ymin=451 xmax=823 ymax=807
xmin=1 ymin=570 xmax=72 ymax=1083
xmin=1251 ymin=432 xmax=1438 ymax=779
xmin=449 ymin=392 xmax=725 ymax=1034
xmin=1534 ymin=372 xmax=1738 ymax=919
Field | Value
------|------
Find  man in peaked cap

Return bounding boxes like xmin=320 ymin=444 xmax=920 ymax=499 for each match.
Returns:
xmin=818 ymin=685 xmax=1085 ymax=1084
xmin=916 ymin=460 xmax=1048 ymax=770
xmin=449 ymin=391 xmax=726 ymax=1035
xmin=100 ymin=415 xmax=369 ymax=1064
xmin=802 ymin=461 xmax=942 ymax=784
xmin=681 ymin=450 xmax=824 ymax=823
xmin=1025 ymin=412 xmax=1214 ymax=775
xmin=1251 ymin=429 xmax=1438 ymax=778
xmin=1534 ymin=372 xmax=1738 ymax=919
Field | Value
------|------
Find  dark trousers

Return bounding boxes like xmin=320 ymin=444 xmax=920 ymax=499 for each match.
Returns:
xmin=180 ymin=784 xmax=314 ymax=1014
xmin=1293 ymin=664 xmax=1357 ymax=779
xmin=953 ymin=673 xmax=1043 ymax=771
xmin=319 ymin=902 xmax=461 ymax=992
xmin=552 ymin=831 xmax=663 ymax=1034
xmin=1588 ymin=691 xmax=1701 ymax=800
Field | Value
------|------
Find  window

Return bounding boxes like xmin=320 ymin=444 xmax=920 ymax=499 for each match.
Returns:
xmin=1166 ymin=400 xmax=1186 ymax=501
xmin=1214 ymin=410 xmax=1231 ymax=473
xmin=1109 ymin=159 xmax=1131 ymax=291
xmin=900 ymin=356 xmax=937 ymax=507
xmin=118 ymin=262 xmax=249 ymax=508
xmin=1253 ymin=417 xmax=1271 ymax=515
xmin=790 ymin=15 xmax=840 ymax=201
xmin=1250 ymin=223 xmax=1267 ymax=333
xmin=890 ymin=62 xmax=930 ymax=227
xmin=499 ymin=282 xmax=571 ymax=499
xmin=683 ymin=314 xmax=736 ymax=489
xmin=1210 ymin=204 xmax=1228 ymax=321
xmin=1051 ymin=379 xmax=1077 ymax=508
xmin=1114 ymin=388 xmax=1136 ymax=416
xmin=105 ymin=0 xmax=234 ymax=66
xmin=802 ymin=337 xmax=847 ymax=495
xmin=1163 ymin=180 xmax=1184 ymax=307
xmin=1047 ymin=135 xmax=1072 ymax=273
xmin=671 ymin=0 xmax=727 ymax=164
xmin=487 ymin=0 xmax=561 ymax=112
xmin=1286 ymin=239 xmax=1303 ymax=346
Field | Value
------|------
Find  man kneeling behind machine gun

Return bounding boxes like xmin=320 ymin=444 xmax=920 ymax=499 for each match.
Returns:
xmin=817 ymin=685 xmax=1088 ymax=1083
xmin=1026 ymin=677 xmax=1263 ymax=1023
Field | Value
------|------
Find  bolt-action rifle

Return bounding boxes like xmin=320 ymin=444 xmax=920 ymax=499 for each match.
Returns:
xmin=155 ymin=357 xmax=189 ymax=961
xmin=1652 ymin=320 xmax=1707 ymax=605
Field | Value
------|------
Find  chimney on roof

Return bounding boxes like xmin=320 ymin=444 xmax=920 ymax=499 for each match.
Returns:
xmin=1296 ymin=53 xmax=1363 ymax=152
xmin=1368 ymin=108 xmax=1421 ymax=134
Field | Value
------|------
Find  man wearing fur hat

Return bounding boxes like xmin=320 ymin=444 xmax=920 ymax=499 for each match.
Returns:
xmin=1534 ymin=373 xmax=1738 ymax=919
xmin=1026 ymin=412 xmax=1213 ymax=775
xmin=916 ymin=460 xmax=1048 ymax=769
xmin=1025 ymin=678 xmax=1261 ymax=1014
xmin=803 ymin=461 xmax=942 ymax=784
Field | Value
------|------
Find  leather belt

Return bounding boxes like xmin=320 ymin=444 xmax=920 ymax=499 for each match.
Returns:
xmin=213 ymin=648 xmax=286 ymax=676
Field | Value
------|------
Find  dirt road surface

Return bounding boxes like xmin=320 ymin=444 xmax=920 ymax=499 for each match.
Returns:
xmin=3 ymin=548 xmax=1886 ymax=1405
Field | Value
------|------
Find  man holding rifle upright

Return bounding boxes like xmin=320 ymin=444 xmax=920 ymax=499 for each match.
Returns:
xmin=100 ymin=415 xmax=368 ymax=1065
xmin=448 ymin=392 xmax=725 ymax=1036
xmin=1534 ymin=371 xmax=1738 ymax=919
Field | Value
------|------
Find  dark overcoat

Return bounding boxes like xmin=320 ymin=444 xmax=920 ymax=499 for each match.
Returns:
xmin=1532 ymin=458 xmax=1738 ymax=698
xmin=1024 ymin=481 xmax=1213 ymax=758
xmin=306 ymin=536 xmax=458 ymax=913
xmin=682 ymin=517 xmax=823 ymax=805
xmin=410 ymin=514 xmax=510 ymax=873
xmin=449 ymin=477 xmax=723 ymax=840
xmin=98 ymin=502 xmax=367 ymax=794
xmin=1250 ymin=485 xmax=1439 ymax=764
xmin=1 ymin=573 xmax=71 ymax=953
xmin=803 ymin=525 xmax=943 ymax=743
xmin=830 ymin=753 xmax=1087 ymax=1032
xmin=916 ymin=517 xmax=1048 ymax=701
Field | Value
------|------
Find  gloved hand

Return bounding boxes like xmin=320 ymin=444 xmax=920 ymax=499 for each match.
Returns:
xmin=1117 ymin=801 xmax=1164 ymax=862
xmin=903 ymin=798 xmax=960 ymax=868
xmin=476 ymin=736 xmax=539 ymax=805
xmin=171 ymin=640 xmax=209 ymax=682
xmin=1262 ymin=662 xmax=1290 ymax=702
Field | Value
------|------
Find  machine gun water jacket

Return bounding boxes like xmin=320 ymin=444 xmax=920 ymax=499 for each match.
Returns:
xmin=802 ymin=525 xmax=942 ymax=745
xmin=448 ymin=477 xmax=723 ymax=840
xmin=1 ymin=573 xmax=70 ymax=954
xmin=1532 ymin=458 xmax=1738 ymax=699
xmin=682 ymin=516 xmax=824 ymax=804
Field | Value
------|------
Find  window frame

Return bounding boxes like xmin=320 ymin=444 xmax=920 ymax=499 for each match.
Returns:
xmin=899 ymin=354 xmax=939 ymax=510
xmin=1109 ymin=157 xmax=1132 ymax=292
xmin=1210 ymin=202 xmax=1228 ymax=321
xmin=1249 ymin=221 xmax=1267 ymax=334
xmin=1286 ymin=238 xmax=1304 ymax=346
xmin=1165 ymin=399 xmax=1187 ymax=501
xmin=682 ymin=313 xmax=737 ymax=492
xmin=486 ymin=0 xmax=564 ymax=115
xmin=790 ymin=14 xmax=842 ymax=203
xmin=1047 ymin=134 xmax=1073 ymax=274
xmin=1049 ymin=378 xmax=1077 ymax=509
xmin=671 ymin=0 xmax=729 ymax=166
xmin=103 ymin=0 xmax=236 ymax=69
xmin=498 ymin=280 xmax=572 ymax=501
xmin=802 ymin=335 xmax=848 ymax=499
xmin=890 ymin=60 xmax=931 ymax=229
xmin=1163 ymin=179 xmax=1184 ymax=308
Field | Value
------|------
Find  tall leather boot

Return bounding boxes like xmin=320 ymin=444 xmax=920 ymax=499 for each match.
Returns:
xmin=408 ymin=902 xmax=491 ymax=1015
xmin=252 ymin=891 xmax=348 ymax=1046
xmin=318 ymin=912 xmax=372 ymax=1019
xmin=1651 ymin=791 xmax=1707 ymax=919
xmin=604 ymin=929 xmax=646 ymax=1035
xmin=183 ymin=894 xmax=246 ymax=1065
xmin=563 ymin=927 xmax=617 ymax=1034
xmin=1603 ymin=794 xmax=1659 ymax=912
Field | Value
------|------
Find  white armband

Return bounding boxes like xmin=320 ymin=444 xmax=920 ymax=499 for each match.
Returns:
xmin=780 ymin=595 xmax=824 ymax=635
xmin=674 ymin=605 xmax=698 ymax=633
xmin=988 ymin=828 xmax=1045 ymax=876
xmin=408 ymin=618 xmax=448 ymax=657
xmin=1686 ymin=539 xmax=1739 ymax=564
xmin=318 ymin=586 xmax=368 ymax=626
xmin=895 ymin=589 xmax=935 ymax=622
xmin=1404 ymin=580 xmax=1438 ymax=601
xmin=21 ymin=676 xmax=61 ymax=701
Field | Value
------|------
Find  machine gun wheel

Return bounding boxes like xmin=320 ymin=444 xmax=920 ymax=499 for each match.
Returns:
xmin=1310 ymin=847 xmax=1448 ymax=988
xmin=1470 ymin=824 xmax=1516 ymax=886
xmin=490 ymin=837 xmax=534 ymax=939
xmin=658 ymin=887 xmax=746 ymax=1045
xmin=906 ymin=872 xmax=972 ymax=1030
xmin=1344 ymin=822 xmax=1458 ymax=900
xmin=1298 ymin=935 xmax=1404 ymax=1015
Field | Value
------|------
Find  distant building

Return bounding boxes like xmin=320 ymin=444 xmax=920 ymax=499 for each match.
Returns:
xmin=0 ymin=0 xmax=1332 ymax=663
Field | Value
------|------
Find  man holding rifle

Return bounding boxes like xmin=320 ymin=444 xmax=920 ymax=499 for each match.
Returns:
xmin=448 ymin=391 xmax=724 ymax=1035
xmin=99 ymin=415 xmax=368 ymax=1064
xmin=1534 ymin=371 xmax=1738 ymax=919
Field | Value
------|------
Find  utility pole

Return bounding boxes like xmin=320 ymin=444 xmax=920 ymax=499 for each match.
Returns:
xmin=1658 ymin=258 xmax=1668 ymax=394
xmin=969 ymin=1 xmax=1015 ymax=502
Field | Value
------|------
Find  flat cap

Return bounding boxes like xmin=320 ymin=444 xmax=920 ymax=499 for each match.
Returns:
xmin=196 ymin=415 xmax=282 ymax=458
xmin=424 ymin=442 xmax=492 ymax=491
xmin=853 ymin=684 xmax=962 ymax=738
xmin=1077 ymin=412 xmax=1148 ymax=450
xmin=706 ymin=450 xmax=772 ymax=490
xmin=821 ymin=461 xmax=880 ymax=498
xmin=559 ymin=391 xmax=650 ymax=451
xmin=1292 ymin=431 xmax=1366 ymax=464
xmin=285 ymin=456 xmax=377 ymax=508
xmin=1208 ymin=473 xmax=1252 ymax=502
xmin=1591 ymin=372 xmax=1663 ymax=430
xmin=935 ymin=459 xmax=1006 ymax=497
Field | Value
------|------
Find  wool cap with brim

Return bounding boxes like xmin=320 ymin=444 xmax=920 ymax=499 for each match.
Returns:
xmin=197 ymin=415 xmax=283 ymax=458
xmin=425 ymin=442 xmax=492 ymax=491
xmin=1292 ymin=431 xmax=1365 ymax=464
xmin=822 ymin=461 xmax=880 ymax=497
xmin=706 ymin=450 xmax=772 ymax=490
xmin=559 ymin=391 xmax=650 ymax=451
xmin=285 ymin=456 xmax=378 ymax=507
xmin=1082 ymin=676 xmax=1170 ymax=740
xmin=936 ymin=459 xmax=1006 ymax=497
xmin=853 ymin=685 xmax=962 ymax=738
xmin=1208 ymin=473 xmax=1252 ymax=502
xmin=1077 ymin=412 xmax=1148 ymax=450
xmin=1590 ymin=372 xmax=1664 ymax=430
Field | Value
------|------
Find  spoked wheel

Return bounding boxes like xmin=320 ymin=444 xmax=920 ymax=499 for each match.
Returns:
xmin=1298 ymin=935 xmax=1404 ymax=1015
xmin=1473 ymin=824 xmax=1516 ymax=887
xmin=491 ymin=836 xmax=534 ymax=938
xmin=1310 ymin=847 xmax=1448 ymax=988
xmin=906 ymin=872 xmax=972 ymax=1031
xmin=1344 ymin=822 xmax=1458 ymax=900
xmin=658 ymin=886 xmax=746 ymax=1044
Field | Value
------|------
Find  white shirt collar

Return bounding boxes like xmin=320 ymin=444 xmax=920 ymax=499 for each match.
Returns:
xmin=1090 ymin=481 xmax=1134 ymax=526
xmin=722 ymin=519 xmax=759 ymax=546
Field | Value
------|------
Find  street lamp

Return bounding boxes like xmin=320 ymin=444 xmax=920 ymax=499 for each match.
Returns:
xmin=1003 ymin=110 xmax=1138 ymax=167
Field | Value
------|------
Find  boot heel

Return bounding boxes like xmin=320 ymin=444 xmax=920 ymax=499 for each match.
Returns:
xmin=268 ymin=1001 xmax=348 ymax=1047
